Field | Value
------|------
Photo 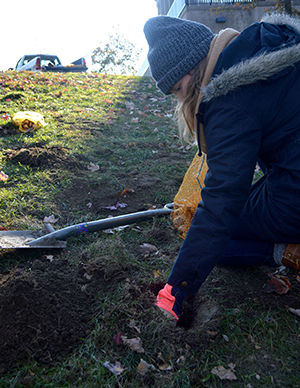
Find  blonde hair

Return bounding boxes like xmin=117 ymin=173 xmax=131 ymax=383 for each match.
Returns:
xmin=175 ymin=58 xmax=207 ymax=143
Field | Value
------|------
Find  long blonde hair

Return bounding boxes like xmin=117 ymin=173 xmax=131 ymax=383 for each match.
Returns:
xmin=175 ymin=57 xmax=207 ymax=143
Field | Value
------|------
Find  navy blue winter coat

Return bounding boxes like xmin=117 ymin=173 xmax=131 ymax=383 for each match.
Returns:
xmin=168 ymin=15 xmax=300 ymax=296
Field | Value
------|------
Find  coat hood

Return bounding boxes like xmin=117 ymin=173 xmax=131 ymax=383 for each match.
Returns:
xmin=203 ymin=14 xmax=300 ymax=102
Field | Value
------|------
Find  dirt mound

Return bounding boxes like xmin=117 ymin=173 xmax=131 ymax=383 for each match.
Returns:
xmin=0 ymin=121 xmax=17 ymax=135
xmin=0 ymin=257 xmax=105 ymax=373
xmin=5 ymin=146 xmax=80 ymax=169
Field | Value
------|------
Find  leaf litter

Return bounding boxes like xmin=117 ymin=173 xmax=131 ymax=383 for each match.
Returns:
xmin=211 ymin=363 xmax=237 ymax=381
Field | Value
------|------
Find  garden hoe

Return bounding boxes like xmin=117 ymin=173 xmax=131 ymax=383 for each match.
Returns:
xmin=0 ymin=204 xmax=173 ymax=250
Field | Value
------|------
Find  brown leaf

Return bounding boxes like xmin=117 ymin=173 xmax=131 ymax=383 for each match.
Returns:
xmin=157 ymin=352 xmax=172 ymax=371
xmin=119 ymin=187 xmax=135 ymax=199
xmin=266 ymin=274 xmax=292 ymax=295
xmin=0 ymin=171 xmax=8 ymax=181
xmin=137 ymin=359 xmax=156 ymax=376
xmin=211 ymin=365 xmax=237 ymax=381
xmin=206 ymin=330 xmax=218 ymax=338
xmin=121 ymin=336 xmax=144 ymax=353
xmin=158 ymin=362 xmax=172 ymax=371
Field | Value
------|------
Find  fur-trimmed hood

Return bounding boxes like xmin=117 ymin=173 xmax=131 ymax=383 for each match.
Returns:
xmin=203 ymin=14 xmax=300 ymax=102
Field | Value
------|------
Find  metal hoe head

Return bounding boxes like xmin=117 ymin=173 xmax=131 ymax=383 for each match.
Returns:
xmin=0 ymin=230 xmax=67 ymax=249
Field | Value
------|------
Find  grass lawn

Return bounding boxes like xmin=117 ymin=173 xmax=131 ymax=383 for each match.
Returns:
xmin=0 ymin=70 xmax=299 ymax=387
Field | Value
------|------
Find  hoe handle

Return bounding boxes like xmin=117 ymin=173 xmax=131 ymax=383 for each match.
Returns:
xmin=27 ymin=204 xmax=173 ymax=247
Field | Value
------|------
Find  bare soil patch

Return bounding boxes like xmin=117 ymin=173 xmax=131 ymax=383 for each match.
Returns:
xmin=4 ymin=146 xmax=83 ymax=169
xmin=0 ymin=257 xmax=106 ymax=373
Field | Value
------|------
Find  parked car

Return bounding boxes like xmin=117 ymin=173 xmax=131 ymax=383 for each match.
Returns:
xmin=15 ymin=54 xmax=88 ymax=72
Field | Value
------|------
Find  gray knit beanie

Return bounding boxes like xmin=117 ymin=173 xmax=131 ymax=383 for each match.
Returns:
xmin=144 ymin=16 xmax=214 ymax=95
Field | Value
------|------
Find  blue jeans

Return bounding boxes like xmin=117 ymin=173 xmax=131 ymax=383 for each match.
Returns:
xmin=217 ymin=216 xmax=276 ymax=267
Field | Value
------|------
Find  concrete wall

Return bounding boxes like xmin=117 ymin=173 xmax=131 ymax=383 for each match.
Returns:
xmin=155 ymin=0 xmax=300 ymax=33
xmin=181 ymin=1 xmax=300 ymax=33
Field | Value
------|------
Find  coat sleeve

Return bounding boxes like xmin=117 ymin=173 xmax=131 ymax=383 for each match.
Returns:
xmin=167 ymin=92 xmax=262 ymax=294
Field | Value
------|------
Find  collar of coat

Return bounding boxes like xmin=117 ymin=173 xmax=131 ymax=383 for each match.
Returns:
xmin=202 ymin=13 xmax=300 ymax=102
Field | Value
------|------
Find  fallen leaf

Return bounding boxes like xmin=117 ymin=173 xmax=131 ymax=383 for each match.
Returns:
xmin=43 ymin=215 xmax=58 ymax=224
xmin=0 ymin=171 xmax=8 ymax=181
xmin=103 ymin=361 xmax=125 ymax=376
xmin=121 ymin=336 xmax=144 ymax=353
xmin=87 ymin=162 xmax=99 ymax=172
xmin=114 ymin=225 xmax=130 ymax=231
xmin=139 ymin=243 xmax=158 ymax=255
xmin=103 ymin=201 xmax=128 ymax=211
xmin=157 ymin=352 xmax=172 ymax=370
xmin=83 ymin=273 xmax=92 ymax=280
xmin=222 ymin=334 xmax=229 ymax=342
xmin=153 ymin=269 xmax=161 ymax=278
xmin=113 ymin=332 xmax=124 ymax=345
xmin=119 ymin=188 xmax=134 ymax=198
xmin=125 ymin=101 xmax=135 ymax=110
xmin=265 ymin=274 xmax=292 ymax=295
xmin=176 ymin=355 xmax=185 ymax=364
xmin=102 ymin=229 xmax=114 ymax=234
xmin=206 ymin=330 xmax=218 ymax=338
xmin=137 ymin=359 xmax=156 ymax=376
xmin=288 ymin=307 xmax=300 ymax=318
xmin=129 ymin=319 xmax=141 ymax=334
xmin=211 ymin=365 xmax=237 ymax=381
xmin=158 ymin=363 xmax=172 ymax=371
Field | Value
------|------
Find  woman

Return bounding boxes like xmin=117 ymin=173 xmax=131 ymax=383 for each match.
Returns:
xmin=143 ymin=14 xmax=300 ymax=321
